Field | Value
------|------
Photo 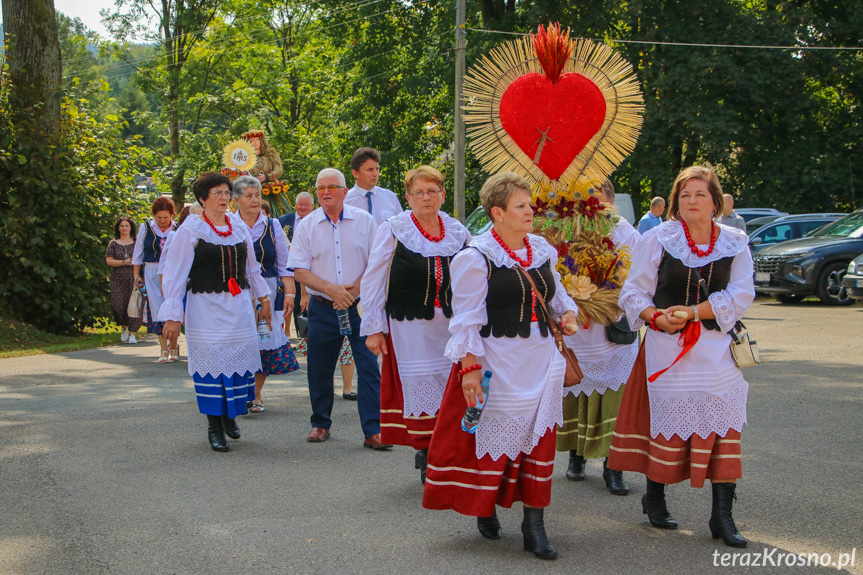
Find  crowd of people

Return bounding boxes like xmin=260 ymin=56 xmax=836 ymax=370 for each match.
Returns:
xmin=107 ymin=149 xmax=756 ymax=559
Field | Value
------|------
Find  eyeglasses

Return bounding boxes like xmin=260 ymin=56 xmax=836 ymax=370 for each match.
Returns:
xmin=210 ymin=190 xmax=231 ymax=199
xmin=315 ymin=184 xmax=344 ymax=193
xmin=410 ymin=190 xmax=442 ymax=199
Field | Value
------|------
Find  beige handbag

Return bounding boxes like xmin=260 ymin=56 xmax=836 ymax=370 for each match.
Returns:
xmin=127 ymin=286 xmax=143 ymax=319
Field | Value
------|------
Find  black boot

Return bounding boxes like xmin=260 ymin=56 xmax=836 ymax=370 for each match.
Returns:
xmin=565 ymin=450 xmax=586 ymax=481
xmin=709 ymin=483 xmax=747 ymax=548
xmin=603 ymin=458 xmax=630 ymax=495
xmin=415 ymin=449 xmax=428 ymax=484
xmin=477 ymin=509 xmax=502 ymax=540
xmin=207 ymin=415 xmax=229 ymax=452
xmin=642 ymin=478 xmax=677 ymax=529
xmin=221 ymin=415 xmax=240 ymax=440
xmin=521 ymin=507 xmax=557 ymax=560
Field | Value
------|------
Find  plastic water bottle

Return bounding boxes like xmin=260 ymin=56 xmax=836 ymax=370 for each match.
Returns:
xmin=336 ymin=308 xmax=352 ymax=336
xmin=256 ymin=303 xmax=270 ymax=342
xmin=461 ymin=370 xmax=493 ymax=433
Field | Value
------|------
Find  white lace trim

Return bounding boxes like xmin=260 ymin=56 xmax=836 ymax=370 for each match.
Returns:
xmin=182 ymin=212 xmax=252 ymax=246
xmin=655 ymin=220 xmax=748 ymax=267
xmin=469 ymin=231 xmax=557 ymax=270
xmin=360 ymin=307 xmax=389 ymax=336
xmin=188 ymin=340 xmax=262 ymax=379
xmin=160 ymin=299 xmax=185 ymax=323
xmin=650 ymin=381 xmax=748 ymax=441
xmin=388 ymin=211 xmax=471 ymax=257
xmin=258 ymin=314 xmax=290 ymax=351
xmin=401 ymin=373 xmax=449 ymax=418
xmin=562 ymin=341 xmax=639 ymax=398
xmin=444 ymin=329 xmax=485 ymax=363
xmin=476 ymin=369 xmax=564 ymax=461
xmin=621 ymin=294 xmax=652 ymax=331
xmin=708 ymin=291 xmax=737 ymax=333
xmin=549 ymin=283 xmax=579 ymax=318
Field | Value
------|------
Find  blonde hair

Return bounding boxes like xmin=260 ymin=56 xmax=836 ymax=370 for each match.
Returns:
xmin=479 ymin=172 xmax=531 ymax=220
xmin=666 ymin=166 xmax=724 ymax=221
xmin=404 ymin=165 xmax=445 ymax=195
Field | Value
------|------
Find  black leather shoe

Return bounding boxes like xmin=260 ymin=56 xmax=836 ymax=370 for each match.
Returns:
xmin=602 ymin=458 xmax=629 ymax=495
xmin=521 ymin=507 xmax=557 ymax=560
xmin=565 ymin=450 xmax=586 ymax=481
xmin=206 ymin=415 xmax=229 ymax=452
xmin=415 ymin=449 xmax=428 ymax=484
xmin=642 ymin=493 xmax=677 ymax=529
xmin=222 ymin=416 xmax=240 ymax=440
xmin=477 ymin=511 xmax=502 ymax=540
xmin=709 ymin=483 xmax=747 ymax=548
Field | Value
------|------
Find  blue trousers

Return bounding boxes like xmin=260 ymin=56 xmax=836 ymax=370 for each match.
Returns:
xmin=307 ymin=298 xmax=381 ymax=437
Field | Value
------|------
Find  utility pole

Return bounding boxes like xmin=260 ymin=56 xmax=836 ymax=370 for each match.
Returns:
xmin=453 ymin=0 xmax=466 ymax=221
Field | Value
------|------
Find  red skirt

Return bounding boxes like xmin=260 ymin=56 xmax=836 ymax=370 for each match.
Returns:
xmin=422 ymin=364 xmax=556 ymax=517
xmin=607 ymin=343 xmax=742 ymax=488
xmin=379 ymin=333 xmax=439 ymax=450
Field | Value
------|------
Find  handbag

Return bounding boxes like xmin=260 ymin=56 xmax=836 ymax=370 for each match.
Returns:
xmin=516 ymin=267 xmax=583 ymax=387
xmin=692 ymin=268 xmax=760 ymax=368
xmin=127 ymin=286 xmax=143 ymax=319
xmin=606 ymin=316 xmax=638 ymax=345
xmin=275 ymin=281 xmax=285 ymax=312
xmin=295 ymin=311 xmax=309 ymax=339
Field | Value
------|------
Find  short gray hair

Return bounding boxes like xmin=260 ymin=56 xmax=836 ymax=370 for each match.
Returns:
xmin=650 ymin=196 xmax=666 ymax=208
xmin=295 ymin=191 xmax=314 ymax=204
xmin=316 ymin=168 xmax=346 ymax=188
xmin=232 ymin=175 xmax=262 ymax=201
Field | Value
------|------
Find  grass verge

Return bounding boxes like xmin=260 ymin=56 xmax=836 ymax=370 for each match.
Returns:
xmin=0 ymin=314 xmax=145 ymax=359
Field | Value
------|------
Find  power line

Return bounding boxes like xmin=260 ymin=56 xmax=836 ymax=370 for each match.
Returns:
xmin=467 ymin=27 xmax=863 ymax=51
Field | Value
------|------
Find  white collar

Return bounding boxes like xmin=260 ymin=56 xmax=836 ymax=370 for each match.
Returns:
xmin=310 ymin=204 xmax=358 ymax=225
xmin=387 ymin=211 xmax=471 ymax=257
xmin=149 ymin=219 xmax=173 ymax=237
xmin=469 ymin=231 xmax=557 ymax=270
xmin=655 ymin=220 xmax=748 ymax=266
xmin=182 ymin=211 xmax=250 ymax=246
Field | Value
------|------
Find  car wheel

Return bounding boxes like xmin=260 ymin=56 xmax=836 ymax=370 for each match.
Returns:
xmin=771 ymin=294 xmax=806 ymax=304
xmin=816 ymin=262 xmax=854 ymax=306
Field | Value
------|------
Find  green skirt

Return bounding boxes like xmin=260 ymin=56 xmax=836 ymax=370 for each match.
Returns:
xmin=555 ymin=386 xmax=625 ymax=458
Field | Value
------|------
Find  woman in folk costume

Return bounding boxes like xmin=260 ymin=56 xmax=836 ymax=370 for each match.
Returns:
xmin=233 ymin=176 xmax=300 ymax=413
xmin=132 ymin=196 xmax=177 ymax=363
xmin=608 ymin=166 xmax=755 ymax=548
xmin=160 ymin=172 xmax=272 ymax=452
xmin=422 ymin=173 xmax=579 ymax=560
xmin=243 ymin=130 xmax=283 ymax=185
xmin=360 ymin=166 xmax=471 ymax=484
xmin=555 ymin=179 xmax=640 ymax=494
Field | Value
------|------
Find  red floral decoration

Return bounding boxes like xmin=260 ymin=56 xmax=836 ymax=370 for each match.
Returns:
xmin=532 ymin=198 xmax=549 ymax=216
xmin=559 ymin=199 xmax=577 ymax=218
xmin=578 ymin=196 xmax=605 ymax=219
xmin=601 ymin=237 xmax=616 ymax=251
xmin=556 ymin=241 xmax=571 ymax=259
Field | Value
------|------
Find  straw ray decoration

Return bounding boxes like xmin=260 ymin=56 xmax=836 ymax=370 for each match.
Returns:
xmin=463 ymin=36 xmax=643 ymax=189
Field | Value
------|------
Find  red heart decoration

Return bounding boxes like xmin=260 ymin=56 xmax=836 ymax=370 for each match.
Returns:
xmin=499 ymin=72 xmax=606 ymax=181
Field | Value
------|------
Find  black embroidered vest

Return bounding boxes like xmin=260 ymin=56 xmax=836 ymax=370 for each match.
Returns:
xmin=187 ymin=240 xmax=250 ymax=294
xmin=385 ymin=241 xmax=454 ymax=321
xmin=478 ymin=253 xmax=555 ymax=339
xmin=253 ymin=218 xmax=278 ymax=278
xmin=654 ymin=250 xmax=733 ymax=332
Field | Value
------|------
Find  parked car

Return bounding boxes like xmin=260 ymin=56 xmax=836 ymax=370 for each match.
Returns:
xmin=464 ymin=205 xmax=491 ymax=236
xmin=842 ymin=254 xmax=863 ymax=301
xmin=752 ymin=209 xmax=863 ymax=305
xmin=736 ymin=208 xmax=789 ymax=223
xmin=748 ymin=215 xmax=844 ymax=254
xmin=746 ymin=215 xmax=784 ymax=234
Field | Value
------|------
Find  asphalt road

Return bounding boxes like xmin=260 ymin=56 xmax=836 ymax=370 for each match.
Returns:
xmin=1 ymin=300 xmax=862 ymax=575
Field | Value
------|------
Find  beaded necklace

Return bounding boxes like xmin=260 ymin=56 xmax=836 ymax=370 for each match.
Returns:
xmin=202 ymin=211 xmax=233 ymax=237
xmin=411 ymin=212 xmax=445 ymax=242
xmin=491 ymin=229 xmax=532 ymax=267
xmin=681 ymin=220 xmax=716 ymax=257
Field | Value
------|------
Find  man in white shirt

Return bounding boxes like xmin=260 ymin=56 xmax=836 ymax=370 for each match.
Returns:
xmin=343 ymin=147 xmax=403 ymax=226
xmin=287 ymin=168 xmax=392 ymax=450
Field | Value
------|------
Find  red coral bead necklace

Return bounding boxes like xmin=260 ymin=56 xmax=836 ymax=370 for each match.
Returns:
xmin=492 ymin=228 xmax=532 ymax=267
xmin=411 ymin=212 xmax=445 ymax=242
xmin=681 ymin=220 xmax=716 ymax=257
xmin=202 ymin=211 xmax=233 ymax=237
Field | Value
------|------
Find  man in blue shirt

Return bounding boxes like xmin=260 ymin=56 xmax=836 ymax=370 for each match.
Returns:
xmin=638 ymin=196 xmax=666 ymax=233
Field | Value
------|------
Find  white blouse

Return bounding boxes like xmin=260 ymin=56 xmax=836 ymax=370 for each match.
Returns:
xmin=446 ymin=231 xmax=579 ymax=460
xmin=618 ymin=221 xmax=755 ymax=440
xmin=158 ymin=212 xmax=270 ymax=378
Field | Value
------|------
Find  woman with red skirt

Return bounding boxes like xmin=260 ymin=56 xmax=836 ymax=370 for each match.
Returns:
xmin=608 ymin=166 xmax=755 ymax=548
xmin=421 ymin=172 xmax=578 ymax=560
xmin=360 ymin=166 xmax=471 ymax=483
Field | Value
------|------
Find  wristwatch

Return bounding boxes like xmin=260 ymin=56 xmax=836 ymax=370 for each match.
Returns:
xmin=691 ymin=305 xmax=700 ymax=322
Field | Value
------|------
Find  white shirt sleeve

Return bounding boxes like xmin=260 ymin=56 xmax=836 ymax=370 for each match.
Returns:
xmin=444 ymin=248 xmax=488 ymax=363
xmin=619 ymin=230 xmax=663 ymax=330
xmin=273 ymin=220 xmax=292 ymax=277
xmin=548 ymin=266 xmax=579 ymax=319
xmin=360 ymin=223 xmax=396 ymax=336
xmin=158 ymin=232 xmax=174 ymax=276
xmin=286 ymin=216 xmax=312 ymax=271
xmin=708 ymin=246 xmax=755 ymax=333
xmin=157 ymin=227 xmax=194 ymax=323
xmin=131 ymin=223 xmax=147 ymax=265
